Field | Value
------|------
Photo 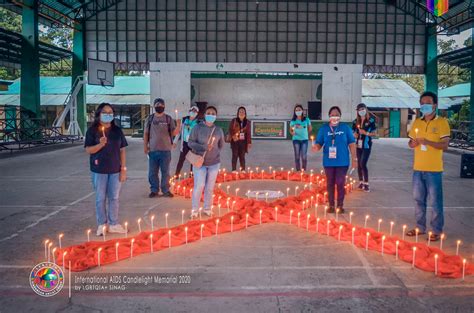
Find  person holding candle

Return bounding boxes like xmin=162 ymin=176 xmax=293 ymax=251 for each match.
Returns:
xmin=174 ymin=105 xmax=200 ymax=177
xmin=227 ymin=106 xmax=252 ymax=172
xmin=188 ymin=106 xmax=225 ymax=218
xmin=312 ymin=106 xmax=357 ymax=213
xmin=352 ymin=103 xmax=377 ymax=192
xmin=406 ymin=91 xmax=450 ymax=242
xmin=289 ymin=104 xmax=312 ymax=171
xmin=84 ymin=103 xmax=128 ymax=236
xmin=144 ymin=98 xmax=181 ymax=198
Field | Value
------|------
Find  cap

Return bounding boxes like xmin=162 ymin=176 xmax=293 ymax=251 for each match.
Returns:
xmin=189 ymin=105 xmax=199 ymax=112
xmin=153 ymin=98 xmax=165 ymax=105
xmin=356 ymin=103 xmax=367 ymax=110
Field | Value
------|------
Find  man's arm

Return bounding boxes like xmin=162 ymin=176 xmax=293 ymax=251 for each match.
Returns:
xmin=419 ymin=137 xmax=449 ymax=151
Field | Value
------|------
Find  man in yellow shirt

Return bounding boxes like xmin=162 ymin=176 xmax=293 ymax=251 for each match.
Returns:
xmin=406 ymin=91 xmax=450 ymax=242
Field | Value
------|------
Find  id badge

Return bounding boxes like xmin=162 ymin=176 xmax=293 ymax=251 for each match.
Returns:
xmin=329 ymin=146 xmax=337 ymax=159
xmin=357 ymin=139 xmax=363 ymax=149
xmin=420 ymin=144 xmax=428 ymax=151
xmin=239 ymin=132 xmax=245 ymax=140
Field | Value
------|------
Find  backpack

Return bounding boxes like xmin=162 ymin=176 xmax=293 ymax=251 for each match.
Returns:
xmin=147 ymin=114 xmax=173 ymax=144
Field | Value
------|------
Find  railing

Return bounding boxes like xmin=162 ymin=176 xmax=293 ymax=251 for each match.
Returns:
xmin=0 ymin=107 xmax=80 ymax=153
xmin=449 ymin=121 xmax=474 ymax=151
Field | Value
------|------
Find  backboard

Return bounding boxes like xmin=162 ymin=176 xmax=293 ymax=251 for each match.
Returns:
xmin=88 ymin=58 xmax=114 ymax=87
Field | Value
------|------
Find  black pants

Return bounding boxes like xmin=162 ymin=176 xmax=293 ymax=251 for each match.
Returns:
xmin=175 ymin=141 xmax=192 ymax=176
xmin=356 ymin=148 xmax=372 ymax=183
xmin=324 ymin=166 xmax=348 ymax=208
xmin=231 ymin=140 xmax=246 ymax=171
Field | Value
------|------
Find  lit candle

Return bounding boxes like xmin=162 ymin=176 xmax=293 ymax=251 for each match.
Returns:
xmin=232 ymin=200 xmax=236 ymax=211
xmin=349 ymin=212 xmax=353 ymax=224
xmin=456 ymin=240 xmax=461 ymax=256
xmin=415 ymin=228 xmax=419 ymax=243
xmin=265 ymin=192 xmax=269 ymax=203
xmin=310 ymin=135 xmax=315 ymax=146
xmin=218 ymin=204 xmax=222 ymax=216
xmin=377 ymin=219 xmax=382 ymax=232
xmin=428 ymin=231 xmax=432 ymax=246
xmin=381 ymin=235 xmax=386 ymax=255
xmin=327 ymin=220 xmax=331 ymax=236
xmin=151 ymin=215 xmax=155 ymax=231
xmin=290 ymin=210 xmax=294 ymax=225
xmin=137 ymin=218 xmax=142 ymax=233
xmin=261 ymin=170 xmax=264 ymax=179
xmin=462 ymin=259 xmax=466 ymax=280
xmin=365 ymin=232 xmax=370 ymax=251
xmin=310 ymin=196 xmax=314 ymax=208
xmin=235 ymin=188 xmax=240 ymax=196
xmin=287 ymin=171 xmax=290 ymax=181
xmin=98 ymin=247 xmax=102 ymax=267
xmin=364 ymin=215 xmax=370 ymax=228
xmin=259 ymin=210 xmax=263 ymax=224
xmin=52 ymin=247 xmax=57 ymax=264
xmin=402 ymin=225 xmax=407 ymax=240
xmin=315 ymin=203 xmax=318 ymax=218
xmin=115 ymin=242 xmax=119 ymax=260
xmin=131 ymin=238 xmax=135 ymax=257
xmin=316 ymin=218 xmax=320 ymax=233
xmin=44 ymin=240 xmax=50 ymax=260
xmin=300 ymin=172 xmax=304 ymax=182
xmin=306 ymin=214 xmax=310 ymax=231
xmin=101 ymin=126 xmax=105 ymax=137
xmin=246 ymin=213 xmax=249 ymax=228
xmin=58 ymin=234 xmax=64 ymax=249
xmin=414 ymin=128 xmax=418 ymax=138
xmin=286 ymin=187 xmax=290 ymax=197
xmin=352 ymin=227 xmax=356 ymax=245
xmin=215 ymin=219 xmax=220 ymax=236
xmin=185 ymin=227 xmax=188 ymax=244
xmin=230 ymin=216 xmax=234 ymax=232
xmin=180 ymin=210 xmax=185 ymax=224
xmin=165 ymin=213 xmax=169 ymax=228
xmin=168 ymin=230 xmax=172 ymax=248
xmin=395 ymin=240 xmax=400 ymax=259
xmin=338 ymin=225 xmax=343 ymax=241
xmin=175 ymin=109 xmax=179 ymax=120
xmin=87 ymin=229 xmax=91 ymax=242
xmin=295 ymin=186 xmax=299 ymax=196
xmin=273 ymin=170 xmax=276 ymax=180
xmin=62 ymin=251 xmax=67 ymax=271
xmin=124 ymin=222 xmax=128 ymax=238
xmin=200 ymin=224 xmax=204 ymax=240
xmin=297 ymin=212 xmax=301 ymax=227
xmin=336 ymin=209 xmax=340 ymax=222
xmin=434 ymin=254 xmax=438 ymax=276
xmin=440 ymin=233 xmax=445 ymax=250
xmin=324 ymin=206 xmax=328 ymax=219
xmin=102 ymin=225 xmax=107 ymax=242
xmin=412 ymin=247 xmax=417 ymax=268
xmin=390 ymin=221 xmax=394 ymax=236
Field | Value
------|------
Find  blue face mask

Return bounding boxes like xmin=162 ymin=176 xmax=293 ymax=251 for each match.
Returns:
xmin=358 ymin=109 xmax=367 ymax=117
xmin=189 ymin=111 xmax=197 ymax=118
xmin=205 ymin=114 xmax=216 ymax=123
xmin=100 ymin=113 xmax=114 ymax=123
xmin=420 ymin=104 xmax=434 ymax=116
xmin=295 ymin=111 xmax=303 ymax=116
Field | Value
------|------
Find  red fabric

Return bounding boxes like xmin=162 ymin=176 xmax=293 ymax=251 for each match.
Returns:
xmin=54 ymin=171 xmax=473 ymax=278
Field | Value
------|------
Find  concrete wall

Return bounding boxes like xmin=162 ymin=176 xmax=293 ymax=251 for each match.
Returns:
xmin=192 ymin=78 xmax=321 ymax=119
xmin=150 ymin=62 xmax=362 ymax=122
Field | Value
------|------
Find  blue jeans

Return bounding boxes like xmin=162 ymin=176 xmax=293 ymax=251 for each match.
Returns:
xmin=192 ymin=163 xmax=220 ymax=212
xmin=148 ymin=150 xmax=171 ymax=193
xmin=91 ymin=172 xmax=121 ymax=226
xmin=292 ymin=140 xmax=308 ymax=171
xmin=324 ymin=166 xmax=348 ymax=208
xmin=412 ymin=171 xmax=444 ymax=234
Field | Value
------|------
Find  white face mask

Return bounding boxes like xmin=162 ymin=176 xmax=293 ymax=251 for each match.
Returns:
xmin=329 ymin=116 xmax=341 ymax=125
xmin=358 ymin=109 xmax=367 ymax=117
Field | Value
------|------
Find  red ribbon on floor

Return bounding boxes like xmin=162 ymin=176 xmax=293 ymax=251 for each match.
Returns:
xmin=54 ymin=171 xmax=473 ymax=278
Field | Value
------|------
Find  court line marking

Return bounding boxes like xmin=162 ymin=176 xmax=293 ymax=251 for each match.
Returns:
xmin=350 ymin=243 xmax=381 ymax=287
xmin=0 ymin=191 xmax=95 ymax=243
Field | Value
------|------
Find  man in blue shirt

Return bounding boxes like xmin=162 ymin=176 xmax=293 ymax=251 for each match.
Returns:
xmin=312 ymin=106 xmax=357 ymax=213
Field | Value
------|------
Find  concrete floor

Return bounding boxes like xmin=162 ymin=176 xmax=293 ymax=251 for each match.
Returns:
xmin=0 ymin=138 xmax=473 ymax=312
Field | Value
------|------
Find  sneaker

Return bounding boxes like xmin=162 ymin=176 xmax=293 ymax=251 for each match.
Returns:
xmin=189 ymin=211 xmax=199 ymax=219
xmin=203 ymin=209 xmax=213 ymax=217
xmin=149 ymin=191 xmax=158 ymax=198
xmin=364 ymin=184 xmax=370 ymax=192
xmin=108 ymin=224 xmax=128 ymax=234
xmin=162 ymin=191 xmax=174 ymax=198
xmin=96 ymin=224 xmax=107 ymax=236
xmin=327 ymin=206 xmax=336 ymax=214
xmin=357 ymin=182 xmax=364 ymax=190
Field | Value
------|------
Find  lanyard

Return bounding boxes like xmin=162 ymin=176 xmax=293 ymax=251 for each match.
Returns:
xmin=329 ymin=125 xmax=338 ymax=146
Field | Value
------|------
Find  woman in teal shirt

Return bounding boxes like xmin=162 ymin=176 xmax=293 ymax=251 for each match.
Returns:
xmin=289 ymin=104 xmax=312 ymax=171
xmin=312 ymin=106 xmax=357 ymax=213
xmin=175 ymin=106 xmax=199 ymax=176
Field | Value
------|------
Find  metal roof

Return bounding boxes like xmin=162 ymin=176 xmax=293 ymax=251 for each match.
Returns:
xmin=0 ymin=28 xmax=72 ymax=69
xmin=361 ymin=79 xmax=420 ymax=109
xmin=437 ymin=46 xmax=472 ymax=70
xmin=438 ymin=82 xmax=471 ymax=97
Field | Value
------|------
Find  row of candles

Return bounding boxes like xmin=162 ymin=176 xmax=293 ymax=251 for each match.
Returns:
xmin=44 ymin=206 xmax=468 ymax=278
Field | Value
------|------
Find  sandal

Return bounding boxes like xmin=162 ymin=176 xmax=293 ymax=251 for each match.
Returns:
xmin=406 ymin=229 xmax=426 ymax=237
xmin=427 ymin=233 xmax=441 ymax=242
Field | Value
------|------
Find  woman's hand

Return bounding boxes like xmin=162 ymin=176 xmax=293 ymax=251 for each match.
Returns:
xmin=119 ymin=168 xmax=127 ymax=182
xmin=99 ymin=136 xmax=107 ymax=146
xmin=351 ymin=158 xmax=358 ymax=170
xmin=359 ymin=129 xmax=367 ymax=135
xmin=247 ymin=143 xmax=252 ymax=151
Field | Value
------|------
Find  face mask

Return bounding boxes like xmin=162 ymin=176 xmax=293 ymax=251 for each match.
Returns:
xmin=420 ymin=104 xmax=434 ymax=116
xmin=100 ymin=113 xmax=114 ymax=123
xmin=358 ymin=109 xmax=367 ymax=117
xmin=189 ymin=111 xmax=197 ymax=118
xmin=329 ymin=116 xmax=340 ymax=125
xmin=295 ymin=111 xmax=303 ymax=116
xmin=155 ymin=106 xmax=165 ymax=114
xmin=205 ymin=114 xmax=216 ymax=123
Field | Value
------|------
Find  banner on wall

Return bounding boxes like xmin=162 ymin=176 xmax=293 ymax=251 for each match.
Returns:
xmin=251 ymin=120 xmax=287 ymax=139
